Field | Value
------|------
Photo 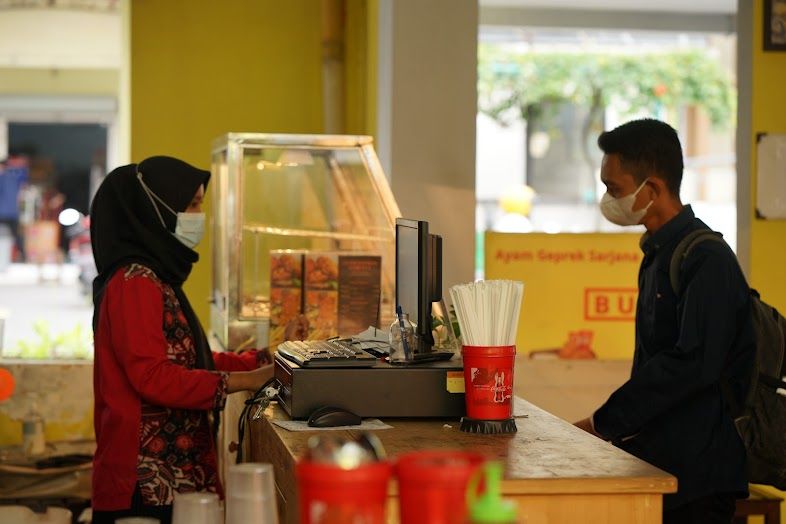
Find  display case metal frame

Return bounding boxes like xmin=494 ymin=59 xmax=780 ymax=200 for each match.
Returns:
xmin=209 ymin=133 xmax=401 ymax=351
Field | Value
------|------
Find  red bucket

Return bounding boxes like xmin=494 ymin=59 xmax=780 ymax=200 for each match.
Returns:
xmin=296 ymin=461 xmax=392 ymax=524
xmin=461 ymin=345 xmax=516 ymax=420
xmin=395 ymin=450 xmax=486 ymax=524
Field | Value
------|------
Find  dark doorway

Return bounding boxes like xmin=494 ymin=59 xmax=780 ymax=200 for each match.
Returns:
xmin=8 ymin=123 xmax=107 ymax=216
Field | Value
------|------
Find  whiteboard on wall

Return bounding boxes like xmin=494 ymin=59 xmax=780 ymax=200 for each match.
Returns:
xmin=757 ymin=133 xmax=786 ymax=220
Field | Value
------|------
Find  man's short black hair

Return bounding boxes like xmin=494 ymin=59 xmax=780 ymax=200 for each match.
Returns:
xmin=597 ymin=118 xmax=684 ymax=195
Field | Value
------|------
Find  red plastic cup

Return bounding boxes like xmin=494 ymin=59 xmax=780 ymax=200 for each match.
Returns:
xmin=395 ymin=450 xmax=486 ymax=524
xmin=461 ymin=345 xmax=516 ymax=420
xmin=296 ymin=461 xmax=391 ymax=524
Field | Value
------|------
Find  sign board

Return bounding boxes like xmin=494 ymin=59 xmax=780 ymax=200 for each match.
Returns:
xmin=756 ymin=133 xmax=786 ymax=220
xmin=484 ymin=232 xmax=642 ymax=359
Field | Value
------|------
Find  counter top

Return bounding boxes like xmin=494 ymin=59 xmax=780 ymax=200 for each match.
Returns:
xmin=248 ymin=397 xmax=676 ymax=523
xmin=0 ymin=440 xmax=94 ymax=500
xmin=253 ymin=397 xmax=675 ymax=494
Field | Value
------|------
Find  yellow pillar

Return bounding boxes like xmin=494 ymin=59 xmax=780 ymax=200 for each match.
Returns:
xmin=745 ymin=2 xmax=786 ymax=521
xmin=750 ymin=0 xmax=786 ymax=311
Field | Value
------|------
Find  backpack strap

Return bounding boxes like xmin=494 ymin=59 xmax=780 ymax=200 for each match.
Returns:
xmin=669 ymin=228 xmax=749 ymax=420
xmin=668 ymin=229 xmax=726 ymax=296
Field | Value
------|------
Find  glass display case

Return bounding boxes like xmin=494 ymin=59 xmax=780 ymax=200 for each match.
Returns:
xmin=210 ymin=134 xmax=401 ymax=350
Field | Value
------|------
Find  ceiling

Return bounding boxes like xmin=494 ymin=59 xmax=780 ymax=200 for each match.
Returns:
xmin=0 ymin=0 xmax=117 ymax=11
xmin=479 ymin=0 xmax=737 ymax=14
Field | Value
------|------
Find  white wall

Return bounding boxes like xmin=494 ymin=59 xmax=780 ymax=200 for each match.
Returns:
xmin=0 ymin=9 xmax=121 ymax=69
xmin=476 ymin=113 xmax=525 ymax=201
xmin=377 ymin=0 xmax=479 ymax=290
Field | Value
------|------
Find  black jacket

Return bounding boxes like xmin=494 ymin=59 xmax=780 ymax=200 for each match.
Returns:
xmin=593 ymin=205 xmax=755 ymax=510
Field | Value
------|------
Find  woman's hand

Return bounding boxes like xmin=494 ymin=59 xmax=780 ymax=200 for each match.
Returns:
xmin=284 ymin=314 xmax=309 ymax=341
xmin=227 ymin=364 xmax=274 ymax=393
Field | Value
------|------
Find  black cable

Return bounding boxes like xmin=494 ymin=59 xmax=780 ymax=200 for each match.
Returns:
xmin=236 ymin=377 xmax=279 ymax=464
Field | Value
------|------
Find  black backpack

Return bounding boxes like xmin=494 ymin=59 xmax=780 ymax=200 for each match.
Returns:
xmin=670 ymin=229 xmax=786 ymax=489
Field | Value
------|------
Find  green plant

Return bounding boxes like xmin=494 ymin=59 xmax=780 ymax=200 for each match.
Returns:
xmin=478 ymin=47 xmax=735 ymax=128
xmin=8 ymin=320 xmax=93 ymax=360
xmin=448 ymin=304 xmax=461 ymax=340
xmin=478 ymin=46 xmax=735 ymax=199
xmin=431 ymin=313 xmax=450 ymax=348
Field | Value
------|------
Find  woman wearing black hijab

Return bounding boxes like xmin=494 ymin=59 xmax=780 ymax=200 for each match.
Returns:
xmin=90 ymin=156 xmax=272 ymax=523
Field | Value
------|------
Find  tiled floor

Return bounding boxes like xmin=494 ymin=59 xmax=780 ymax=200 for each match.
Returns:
xmin=0 ymin=264 xmax=93 ymax=357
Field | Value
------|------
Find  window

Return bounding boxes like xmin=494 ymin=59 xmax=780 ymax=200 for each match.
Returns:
xmin=477 ymin=28 xmax=737 ymax=249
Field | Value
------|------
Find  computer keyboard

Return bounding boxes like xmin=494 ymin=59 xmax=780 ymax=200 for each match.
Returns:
xmin=277 ymin=339 xmax=379 ymax=368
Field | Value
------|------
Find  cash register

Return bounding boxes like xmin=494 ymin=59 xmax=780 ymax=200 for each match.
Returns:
xmin=273 ymin=218 xmax=466 ymax=419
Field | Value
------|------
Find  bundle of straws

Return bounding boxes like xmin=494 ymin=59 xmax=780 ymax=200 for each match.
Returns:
xmin=449 ymin=280 xmax=524 ymax=346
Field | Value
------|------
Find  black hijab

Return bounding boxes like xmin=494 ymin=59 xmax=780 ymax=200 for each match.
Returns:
xmin=91 ymin=156 xmax=214 ymax=371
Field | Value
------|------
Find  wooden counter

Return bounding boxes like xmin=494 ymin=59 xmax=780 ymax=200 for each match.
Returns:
xmin=247 ymin=398 xmax=676 ymax=524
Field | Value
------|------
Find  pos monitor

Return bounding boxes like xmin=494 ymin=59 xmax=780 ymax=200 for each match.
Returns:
xmin=395 ymin=218 xmax=442 ymax=353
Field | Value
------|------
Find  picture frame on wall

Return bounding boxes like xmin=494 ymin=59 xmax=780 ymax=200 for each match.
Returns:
xmin=755 ymin=133 xmax=786 ymax=220
xmin=764 ymin=0 xmax=786 ymax=51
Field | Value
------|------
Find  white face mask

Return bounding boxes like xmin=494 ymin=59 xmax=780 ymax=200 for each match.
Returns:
xmin=173 ymin=212 xmax=206 ymax=249
xmin=138 ymin=172 xmax=206 ymax=249
xmin=599 ymin=179 xmax=652 ymax=226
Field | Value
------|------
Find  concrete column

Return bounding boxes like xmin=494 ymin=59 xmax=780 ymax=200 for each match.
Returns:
xmin=736 ymin=0 xmax=752 ymax=276
xmin=117 ymin=0 xmax=131 ymax=167
xmin=376 ymin=0 xmax=478 ymax=290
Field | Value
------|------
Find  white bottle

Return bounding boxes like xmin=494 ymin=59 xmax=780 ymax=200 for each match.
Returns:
xmin=22 ymin=401 xmax=46 ymax=456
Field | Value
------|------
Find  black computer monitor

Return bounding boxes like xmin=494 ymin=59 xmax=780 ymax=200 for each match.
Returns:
xmin=395 ymin=218 xmax=442 ymax=352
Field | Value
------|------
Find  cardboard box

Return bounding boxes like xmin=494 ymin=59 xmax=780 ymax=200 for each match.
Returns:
xmin=304 ymin=253 xmax=339 ymax=340
xmin=24 ymin=220 xmax=60 ymax=263
xmin=268 ymin=251 xmax=381 ymax=346
xmin=268 ymin=251 xmax=304 ymax=347
xmin=335 ymin=255 xmax=382 ymax=336
xmin=304 ymin=253 xmax=381 ymax=340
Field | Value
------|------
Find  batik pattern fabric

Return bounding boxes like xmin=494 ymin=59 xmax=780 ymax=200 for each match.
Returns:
xmin=125 ymin=264 xmax=228 ymax=505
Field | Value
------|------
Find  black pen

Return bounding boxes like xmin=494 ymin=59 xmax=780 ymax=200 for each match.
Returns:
xmin=396 ymin=305 xmax=412 ymax=360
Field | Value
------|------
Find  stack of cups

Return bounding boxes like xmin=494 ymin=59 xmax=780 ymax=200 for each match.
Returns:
xmin=395 ymin=450 xmax=485 ymax=524
xmin=172 ymin=492 xmax=222 ymax=524
xmin=0 ymin=506 xmax=73 ymax=524
xmin=460 ymin=345 xmax=517 ymax=434
xmin=226 ymin=463 xmax=279 ymax=524
xmin=297 ymin=434 xmax=391 ymax=524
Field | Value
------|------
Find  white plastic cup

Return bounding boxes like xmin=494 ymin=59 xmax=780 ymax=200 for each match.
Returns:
xmin=172 ymin=491 xmax=222 ymax=524
xmin=225 ymin=463 xmax=278 ymax=524
xmin=0 ymin=506 xmax=37 ymax=524
xmin=42 ymin=507 xmax=72 ymax=524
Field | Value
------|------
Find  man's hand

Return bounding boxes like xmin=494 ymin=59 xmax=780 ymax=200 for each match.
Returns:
xmin=574 ymin=416 xmax=603 ymax=439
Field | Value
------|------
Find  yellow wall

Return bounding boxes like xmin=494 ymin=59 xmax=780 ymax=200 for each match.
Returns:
xmin=750 ymin=0 xmax=786 ymax=311
xmin=131 ymin=0 xmax=375 ymax=324
xmin=131 ymin=0 xmax=326 ymax=323
xmin=0 ymin=68 xmax=118 ymax=96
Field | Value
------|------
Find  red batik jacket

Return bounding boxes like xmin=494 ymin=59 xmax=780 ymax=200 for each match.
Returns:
xmin=92 ymin=264 xmax=270 ymax=510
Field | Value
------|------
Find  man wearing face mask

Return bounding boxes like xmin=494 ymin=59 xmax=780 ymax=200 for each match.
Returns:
xmin=90 ymin=156 xmax=274 ymax=523
xmin=574 ymin=119 xmax=755 ymax=524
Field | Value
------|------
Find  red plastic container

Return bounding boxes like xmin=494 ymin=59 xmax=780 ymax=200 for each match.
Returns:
xmin=395 ymin=450 xmax=486 ymax=524
xmin=296 ymin=461 xmax=392 ymax=524
xmin=461 ymin=345 xmax=516 ymax=420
